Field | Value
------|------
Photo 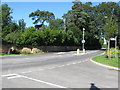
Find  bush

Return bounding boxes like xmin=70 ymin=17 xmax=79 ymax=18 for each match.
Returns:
xmin=105 ymin=48 xmax=120 ymax=54
xmin=20 ymin=51 xmax=31 ymax=54
xmin=21 ymin=47 xmax=31 ymax=54
xmin=31 ymin=48 xmax=43 ymax=54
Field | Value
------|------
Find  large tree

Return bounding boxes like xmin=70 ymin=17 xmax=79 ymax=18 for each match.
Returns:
xmin=94 ymin=2 xmax=119 ymax=38
xmin=29 ymin=10 xmax=55 ymax=29
xmin=1 ymin=4 xmax=12 ymax=28
xmin=49 ymin=19 xmax=64 ymax=30
xmin=62 ymin=1 xmax=101 ymax=47
xmin=1 ymin=4 xmax=13 ymax=43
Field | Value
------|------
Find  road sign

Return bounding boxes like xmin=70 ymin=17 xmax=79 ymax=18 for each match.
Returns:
xmin=82 ymin=40 xmax=85 ymax=43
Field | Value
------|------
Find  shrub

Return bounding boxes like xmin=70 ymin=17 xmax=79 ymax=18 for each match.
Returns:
xmin=21 ymin=47 xmax=31 ymax=54
xmin=20 ymin=51 xmax=31 ymax=54
xmin=31 ymin=48 xmax=43 ymax=54
xmin=104 ymin=48 xmax=120 ymax=54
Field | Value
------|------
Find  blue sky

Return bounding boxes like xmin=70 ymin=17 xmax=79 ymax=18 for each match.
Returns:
xmin=2 ymin=2 xmax=101 ymax=27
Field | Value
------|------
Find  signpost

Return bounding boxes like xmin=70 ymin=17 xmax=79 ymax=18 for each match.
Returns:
xmin=82 ymin=28 xmax=85 ymax=53
xmin=82 ymin=40 xmax=85 ymax=44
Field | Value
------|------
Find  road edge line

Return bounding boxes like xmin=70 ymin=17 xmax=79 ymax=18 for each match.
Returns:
xmin=90 ymin=58 xmax=120 ymax=71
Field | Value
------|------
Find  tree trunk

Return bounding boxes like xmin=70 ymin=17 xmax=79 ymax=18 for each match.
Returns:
xmin=107 ymin=40 xmax=111 ymax=60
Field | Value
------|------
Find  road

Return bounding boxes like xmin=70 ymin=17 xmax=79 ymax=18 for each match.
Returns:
xmin=1 ymin=50 xmax=118 ymax=89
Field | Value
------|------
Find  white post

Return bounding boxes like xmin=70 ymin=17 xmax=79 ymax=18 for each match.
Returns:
xmin=83 ymin=28 xmax=85 ymax=53
xmin=77 ymin=49 xmax=80 ymax=54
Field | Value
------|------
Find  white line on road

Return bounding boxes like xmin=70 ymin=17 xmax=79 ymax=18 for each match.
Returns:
xmin=47 ymin=67 xmax=56 ymax=69
xmin=60 ymin=65 xmax=65 ymax=67
xmin=24 ymin=58 xmax=30 ymax=59
xmin=2 ymin=60 xmax=89 ymax=77
xmin=7 ymin=75 xmax=21 ymax=79
xmin=66 ymin=63 xmax=71 ymax=66
xmin=21 ymin=71 xmax=32 ymax=74
xmin=1 ymin=74 xmax=18 ymax=77
xmin=55 ymin=52 xmax=66 ymax=55
xmin=72 ymin=62 xmax=76 ymax=64
xmin=20 ymin=75 xmax=68 ymax=88
xmin=58 ymin=65 xmax=64 ymax=67
xmin=2 ymin=73 xmax=68 ymax=88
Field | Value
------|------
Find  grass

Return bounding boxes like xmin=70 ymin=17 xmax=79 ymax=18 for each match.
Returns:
xmin=0 ymin=53 xmax=19 ymax=56
xmin=92 ymin=54 xmax=120 ymax=68
xmin=0 ymin=52 xmax=44 ymax=56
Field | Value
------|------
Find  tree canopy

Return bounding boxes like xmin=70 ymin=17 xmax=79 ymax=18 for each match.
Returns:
xmin=1 ymin=2 xmax=120 ymax=49
xmin=49 ymin=19 xmax=64 ymax=30
xmin=29 ymin=10 xmax=55 ymax=29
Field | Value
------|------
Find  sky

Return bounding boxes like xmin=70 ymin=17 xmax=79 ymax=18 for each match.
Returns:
xmin=1 ymin=2 xmax=114 ymax=27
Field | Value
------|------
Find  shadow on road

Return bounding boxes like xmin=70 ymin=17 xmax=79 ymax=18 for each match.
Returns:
xmin=90 ymin=83 xmax=100 ymax=90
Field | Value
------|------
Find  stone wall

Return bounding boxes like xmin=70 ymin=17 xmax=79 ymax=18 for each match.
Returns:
xmin=1 ymin=44 xmax=81 ymax=54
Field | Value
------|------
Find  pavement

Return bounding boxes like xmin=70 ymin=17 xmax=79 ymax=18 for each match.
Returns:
xmin=1 ymin=50 xmax=119 ymax=89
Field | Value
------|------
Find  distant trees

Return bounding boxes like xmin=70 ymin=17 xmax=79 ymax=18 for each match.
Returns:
xmin=18 ymin=19 xmax=26 ymax=30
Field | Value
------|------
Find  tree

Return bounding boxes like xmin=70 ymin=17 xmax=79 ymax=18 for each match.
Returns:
xmin=1 ymin=4 xmax=27 ymax=44
xmin=5 ymin=30 xmax=22 ymax=45
xmin=1 ymin=4 xmax=12 ymax=28
xmin=2 ymin=21 xmax=19 ymax=42
xmin=1 ymin=4 xmax=13 ymax=43
xmin=103 ymin=17 xmax=118 ymax=59
xmin=18 ymin=19 xmax=26 ymax=30
xmin=16 ymin=27 xmax=37 ymax=45
xmin=29 ymin=10 xmax=55 ymax=29
xmin=62 ymin=1 xmax=101 ymax=48
xmin=94 ymin=2 xmax=119 ymax=40
xmin=114 ymin=2 xmax=120 ymax=48
xmin=49 ymin=19 xmax=64 ymax=30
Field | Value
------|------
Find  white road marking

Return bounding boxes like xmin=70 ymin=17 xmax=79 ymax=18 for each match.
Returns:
xmin=66 ymin=63 xmax=71 ymax=66
xmin=55 ymin=52 xmax=66 ymax=55
xmin=47 ymin=67 xmax=56 ymax=69
xmin=2 ymin=60 xmax=89 ymax=77
xmin=2 ymin=73 xmax=68 ymax=88
xmin=1 ymin=74 xmax=18 ymax=77
xmin=7 ymin=75 xmax=21 ymax=79
xmin=60 ymin=65 xmax=65 ymax=67
xmin=20 ymin=75 xmax=68 ymax=88
xmin=25 ymin=58 xmax=30 ymax=59
xmin=38 ymin=69 xmax=45 ymax=71
xmin=72 ymin=62 xmax=76 ymax=64
xmin=21 ymin=71 xmax=32 ymax=74
xmin=58 ymin=65 xmax=64 ymax=67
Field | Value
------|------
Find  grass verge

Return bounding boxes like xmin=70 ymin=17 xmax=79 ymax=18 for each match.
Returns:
xmin=0 ymin=53 xmax=19 ymax=56
xmin=92 ymin=54 xmax=120 ymax=68
xmin=0 ymin=52 xmax=44 ymax=56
